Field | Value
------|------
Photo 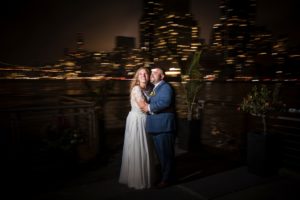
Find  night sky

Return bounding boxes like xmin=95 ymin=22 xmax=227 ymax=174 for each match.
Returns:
xmin=1 ymin=0 xmax=299 ymax=65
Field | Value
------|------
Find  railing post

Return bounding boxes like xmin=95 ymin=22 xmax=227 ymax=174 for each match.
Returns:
xmin=9 ymin=113 xmax=20 ymax=161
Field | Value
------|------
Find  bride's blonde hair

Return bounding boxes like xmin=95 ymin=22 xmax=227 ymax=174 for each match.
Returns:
xmin=130 ymin=67 xmax=150 ymax=91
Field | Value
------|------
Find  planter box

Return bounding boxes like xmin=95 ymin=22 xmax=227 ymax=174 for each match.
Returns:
xmin=247 ymin=131 xmax=278 ymax=176
xmin=177 ymin=118 xmax=202 ymax=151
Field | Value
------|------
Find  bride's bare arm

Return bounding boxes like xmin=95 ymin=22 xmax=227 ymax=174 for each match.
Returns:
xmin=138 ymin=99 xmax=149 ymax=113
xmin=137 ymin=99 xmax=147 ymax=108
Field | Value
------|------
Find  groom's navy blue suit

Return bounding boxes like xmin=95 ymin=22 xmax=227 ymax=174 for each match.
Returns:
xmin=145 ymin=80 xmax=176 ymax=183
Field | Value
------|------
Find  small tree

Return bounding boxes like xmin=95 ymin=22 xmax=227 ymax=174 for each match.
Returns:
xmin=239 ymin=84 xmax=282 ymax=135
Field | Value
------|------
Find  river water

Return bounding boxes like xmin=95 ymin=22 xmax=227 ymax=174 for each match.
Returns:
xmin=1 ymin=79 xmax=300 ymax=153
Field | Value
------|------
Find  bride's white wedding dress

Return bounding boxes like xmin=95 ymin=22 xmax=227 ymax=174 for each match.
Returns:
xmin=119 ymin=85 xmax=156 ymax=189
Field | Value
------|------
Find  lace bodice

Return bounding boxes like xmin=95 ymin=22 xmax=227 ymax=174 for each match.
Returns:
xmin=130 ymin=86 xmax=146 ymax=114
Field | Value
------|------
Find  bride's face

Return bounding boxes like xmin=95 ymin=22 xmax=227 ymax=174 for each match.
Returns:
xmin=138 ymin=69 xmax=149 ymax=84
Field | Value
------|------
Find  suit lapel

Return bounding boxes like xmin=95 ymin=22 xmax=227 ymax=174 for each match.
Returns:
xmin=154 ymin=80 xmax=165 ymax=93
xmin=150 ymin=80 xmax=165 ymax=100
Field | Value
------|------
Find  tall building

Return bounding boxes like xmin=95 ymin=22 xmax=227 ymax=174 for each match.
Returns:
xmin=139 ymin=0 xmax=162 ymax=54
xmin=210 ymin=0 xmax=257 ymax=78
xmin=76 ymin=32 xmax=85 ymax=51
xmin=139 ymin=0 xmax=201 ymax=72
xmin=115 ymin=36 xmax=136 ymax=50
xmin=112 ymin=36 xmax=136 ymax=67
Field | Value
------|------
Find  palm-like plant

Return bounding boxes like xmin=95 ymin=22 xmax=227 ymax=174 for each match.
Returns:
xmin=182 ymin=51 xmax=203 ymax=120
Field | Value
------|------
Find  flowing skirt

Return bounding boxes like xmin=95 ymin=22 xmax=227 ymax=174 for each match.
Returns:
xmin=119 ymin=111 xmax=156 ymax=189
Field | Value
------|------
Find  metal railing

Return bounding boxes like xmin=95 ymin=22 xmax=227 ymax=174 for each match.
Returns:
xmin=0 ymin=96 xmax=99 ymax=164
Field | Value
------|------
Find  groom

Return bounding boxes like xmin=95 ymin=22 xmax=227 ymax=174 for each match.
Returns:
xmin=141 ymin=67 xmax=176 ymax=188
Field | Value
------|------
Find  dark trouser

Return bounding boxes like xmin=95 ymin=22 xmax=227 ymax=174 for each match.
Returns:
xmin=151 ymin=132 xmax=175 ymax=182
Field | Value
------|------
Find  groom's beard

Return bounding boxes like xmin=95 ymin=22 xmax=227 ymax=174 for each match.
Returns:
xmin=150 ymin=78 xmax=160 ymax=84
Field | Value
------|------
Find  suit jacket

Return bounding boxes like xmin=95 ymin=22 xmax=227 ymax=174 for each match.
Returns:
xmin=145 ymin=80 xmax=176 ymax=134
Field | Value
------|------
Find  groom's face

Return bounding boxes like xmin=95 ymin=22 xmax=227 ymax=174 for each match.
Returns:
xmin=150 ymin=68 xmax=164 ymax=84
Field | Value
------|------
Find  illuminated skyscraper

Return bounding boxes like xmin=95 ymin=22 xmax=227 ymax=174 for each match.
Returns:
xmin=139 ymin=0 xmax=162 ymax=54
xmin=139 ymin=0 xmax=201 ymax=71
xmin=76 ymin=32 xmax=85 ymax=51
xmin=210 ymin=0 xmax=257 ymax=78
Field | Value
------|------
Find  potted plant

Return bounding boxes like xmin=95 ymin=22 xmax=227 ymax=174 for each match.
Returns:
xmin=240 ymin=83 xmax=283 ymax=133
xmin=178 ymin=51 xmax=204 ymax=150
xmin=239 ymin=83 xmax=282 ymax=175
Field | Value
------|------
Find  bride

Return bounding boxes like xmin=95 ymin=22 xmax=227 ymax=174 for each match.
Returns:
xmin=119 ymin=67 xmax=156 ymax=189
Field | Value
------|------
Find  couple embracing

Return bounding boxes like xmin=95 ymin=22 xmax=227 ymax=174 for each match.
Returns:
xmin=119 ymin=66 xmax=176 ymax=189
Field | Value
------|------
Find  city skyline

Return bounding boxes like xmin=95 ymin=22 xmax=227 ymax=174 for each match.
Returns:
xmin=1 ymin=0 xmax=299 ymax=65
